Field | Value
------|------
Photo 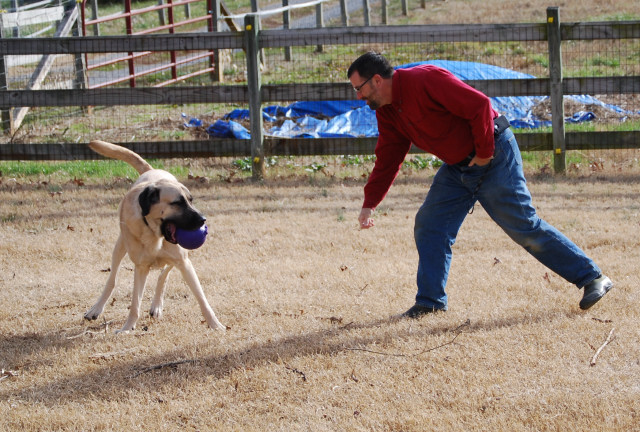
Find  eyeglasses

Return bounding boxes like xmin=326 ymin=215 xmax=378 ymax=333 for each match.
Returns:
xmin=353 ymin=75 xmax=374 ymax=93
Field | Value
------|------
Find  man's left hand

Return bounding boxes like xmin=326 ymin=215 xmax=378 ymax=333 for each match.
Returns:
xmin=468 ymin=156 xmax=493 ymax=167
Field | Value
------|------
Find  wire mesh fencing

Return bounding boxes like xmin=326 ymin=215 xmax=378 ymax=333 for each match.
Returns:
xmin=0 ymin=1 xmax=638 ymax=172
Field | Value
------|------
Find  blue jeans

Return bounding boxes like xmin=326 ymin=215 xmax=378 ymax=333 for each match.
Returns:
xmin=413 ymin=129 xmax=601 ymax=310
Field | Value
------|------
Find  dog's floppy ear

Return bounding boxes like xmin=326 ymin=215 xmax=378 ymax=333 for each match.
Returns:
xmin=138 ymin=185 xmax=160 ymax=217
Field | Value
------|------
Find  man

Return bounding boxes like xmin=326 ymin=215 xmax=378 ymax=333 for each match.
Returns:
xmin=347 ymin=51 xmax=613 ymax=318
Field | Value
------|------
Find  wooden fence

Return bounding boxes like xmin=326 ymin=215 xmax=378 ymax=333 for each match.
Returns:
xmin=0 ymin=5 xmax=639 ymax=177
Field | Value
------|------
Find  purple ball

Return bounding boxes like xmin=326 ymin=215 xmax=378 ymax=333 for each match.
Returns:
xmin=176 ymin=225 xmax=208 ymax=250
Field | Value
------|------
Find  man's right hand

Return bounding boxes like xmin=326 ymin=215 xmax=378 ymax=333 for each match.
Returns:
xmin=358 ymin=208 xmax=375 ymax=229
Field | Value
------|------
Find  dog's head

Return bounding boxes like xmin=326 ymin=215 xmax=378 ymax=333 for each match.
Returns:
xmin=138 ymin=180 xmax=206 ymax=244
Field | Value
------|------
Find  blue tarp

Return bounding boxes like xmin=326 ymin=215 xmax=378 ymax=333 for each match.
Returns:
xmin=187 ymin=61 xmax=634 ymax=139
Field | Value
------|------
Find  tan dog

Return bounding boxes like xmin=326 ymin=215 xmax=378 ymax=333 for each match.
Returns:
xmin=84 ymin=140 xmax=225 ymax=333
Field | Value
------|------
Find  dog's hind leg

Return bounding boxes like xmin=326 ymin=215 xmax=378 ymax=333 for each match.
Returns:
xmin=85 ymin=234 xmax=126 ymax=321
xmin=118 ymin=265 xmax=150 ymax=333
xmin=149 ymin=265 xmax=173 ymax=319
xmin=177 ymin=258 xmax=225 ymax=330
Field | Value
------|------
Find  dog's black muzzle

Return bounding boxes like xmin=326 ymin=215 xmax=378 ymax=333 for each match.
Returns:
xmin=161 ymin=210 xmax=206 ymax=244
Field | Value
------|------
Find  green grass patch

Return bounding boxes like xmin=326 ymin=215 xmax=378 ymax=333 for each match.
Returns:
xmin=605 ymin=13 xmax=640 ymax=21
xmin=0 ymin=159 xmax=188 ymax=181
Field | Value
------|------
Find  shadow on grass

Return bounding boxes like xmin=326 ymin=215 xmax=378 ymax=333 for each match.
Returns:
xmin=0 ymin=307 xmax=583 ymax=404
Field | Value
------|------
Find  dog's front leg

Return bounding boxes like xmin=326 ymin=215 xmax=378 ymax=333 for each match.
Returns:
xmin=117 ymin=265 xmax=150 ymax=333
xmin=149 ymin=265 xmax=173 ymax=319
xmin=85 ymin=235 xmax=126 ymax=321
xmin=177 ymin=259 xmax=225 ymax=331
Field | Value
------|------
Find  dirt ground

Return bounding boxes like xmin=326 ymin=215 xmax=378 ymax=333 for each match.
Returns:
xmin=1 ymin=163 xmax=639 ymax=430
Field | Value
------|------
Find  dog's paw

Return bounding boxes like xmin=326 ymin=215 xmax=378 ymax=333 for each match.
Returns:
xmin=149 ymin=305 xmax=163 ymax=319
xmin=115 ymin=325 xmax=135 ymax=334
xmin=202 ymin=310 xmax=226 ymax=331
xmin=84 ymin=305 xmax=103 ymax=321
xmin=208 ymin=321 xmax=227 ymax=331
xmin=116 ymin=320 xmax=137 ymax=334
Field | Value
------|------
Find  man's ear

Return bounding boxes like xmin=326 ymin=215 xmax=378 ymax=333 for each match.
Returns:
xmin=138 ymin=185 xmax=160 ymax=217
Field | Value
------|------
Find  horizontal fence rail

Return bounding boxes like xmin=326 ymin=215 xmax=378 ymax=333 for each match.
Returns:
xmin=261 ymin=23 xmax=550 ymax=45
xmin=3 ymin=77 xmax=640 ymax=107
xmin=6 ymin=20 xmax=638 ymax=55
xmin=2 ymin=131 xmax=637 ymax=161
xmin=0 ymin=33 xmax=245 ymax=54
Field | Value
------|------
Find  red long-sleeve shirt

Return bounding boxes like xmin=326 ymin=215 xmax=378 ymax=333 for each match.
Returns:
xmin=363 ymin=64 xmax=498 ymax=209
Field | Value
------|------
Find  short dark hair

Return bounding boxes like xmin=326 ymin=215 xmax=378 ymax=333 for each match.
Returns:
xmin=347 ymin=52 xmax=394 ymax=80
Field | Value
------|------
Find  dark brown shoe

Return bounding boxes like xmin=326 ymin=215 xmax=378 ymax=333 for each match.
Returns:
xmin=401 ymin=304 xmax=444 ymax=319
xmin=580 ymin=275 xmax=613 ymax=310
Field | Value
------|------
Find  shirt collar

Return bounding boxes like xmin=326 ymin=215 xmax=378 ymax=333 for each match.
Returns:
xmin=391 ymin=70 xmax=403 ymax=110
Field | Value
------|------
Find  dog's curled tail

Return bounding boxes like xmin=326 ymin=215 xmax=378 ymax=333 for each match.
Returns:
xmin=89 ymin=140 xmax=153 ymax=175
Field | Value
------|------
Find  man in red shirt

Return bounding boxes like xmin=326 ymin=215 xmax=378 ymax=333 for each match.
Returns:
xmin=347 ymin=52 xmax=612 ymax=318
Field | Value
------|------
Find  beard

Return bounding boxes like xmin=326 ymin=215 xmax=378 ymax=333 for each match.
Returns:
xmin=365 ymin=98 xmax=380 ymax=110
xmin=363 ymin=87 xmax=381 ymax=110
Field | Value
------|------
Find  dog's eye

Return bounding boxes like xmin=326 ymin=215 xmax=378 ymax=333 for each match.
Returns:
xmin=171 ymin=197 xmax=187 ymax=206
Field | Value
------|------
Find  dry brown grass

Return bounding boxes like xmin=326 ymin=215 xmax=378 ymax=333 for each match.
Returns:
xmin=1 ymin=161 xmax=640 ymax=431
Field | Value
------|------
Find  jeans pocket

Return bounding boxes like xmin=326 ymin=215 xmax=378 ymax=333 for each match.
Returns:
xmin=508 ymin=135 xmax=523 ymax=166
xmin=494 ymin=130 xmax=520 ymax=167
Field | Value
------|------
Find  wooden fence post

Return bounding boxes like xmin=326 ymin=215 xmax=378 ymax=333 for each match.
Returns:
xmin=184 ymin=0 xmax=191 ymax=19
xmin=72 ymin=5 xmax=90 ymax=115
xmin=362 ymin=0 xmax=370 ymax=26
xmin=90 ymin=0 xmax=100 ymax=35
xmin=0 ymin=21 xmax=13 ymax=132
xmin=245 ymin=14 xmax=265 ymax=180
xmin=547 ymin=6 xmax=566 ymax=174
xmin=1 ymin=0 xmax=19 ymax=131
xmin=10 ymin=0 xmax=19 ymax=37
xmin=250 ymin=0 xmax=264 ymax=64
xmin=315 ymin=3 xmax=324 ymax=52
xmin=282 ymin=0 xmax=291 ymax=60
xmin=124 ymin=0 xmax=136 ymax=87
xmin=339 ymin=0 xmax=349 ymax=26
xmin=381 ymin=0 xmax=388 ymax=25
xmin=210 ymin=0 xmax=223 ymax=82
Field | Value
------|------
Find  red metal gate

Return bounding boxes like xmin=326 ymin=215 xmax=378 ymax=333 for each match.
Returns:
xmin=80 ymin=0 xmax=219 ymax=88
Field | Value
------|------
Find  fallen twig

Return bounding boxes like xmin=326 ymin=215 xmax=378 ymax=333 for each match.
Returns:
xmin=414 ymin=327 xmax=466 ymax=356
xmin=338 ymin=321 xmax=356 ymax=330
xmin=345 ymin=319 xmax=470 ymax=357
xmin=66 ymin=319 xmax=114 ymax=339
xmin=1 ymin=369 xmax=18 ymax=382
xmin=590 ymin=327 xmax=615 ymax=367
xmin=345 ymin=347 xmax=407 ymax=357
xmin=130 ymin=359 xmax=197 ymax=378
xmin=284 ymin=365 xmax=307 ymax=381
